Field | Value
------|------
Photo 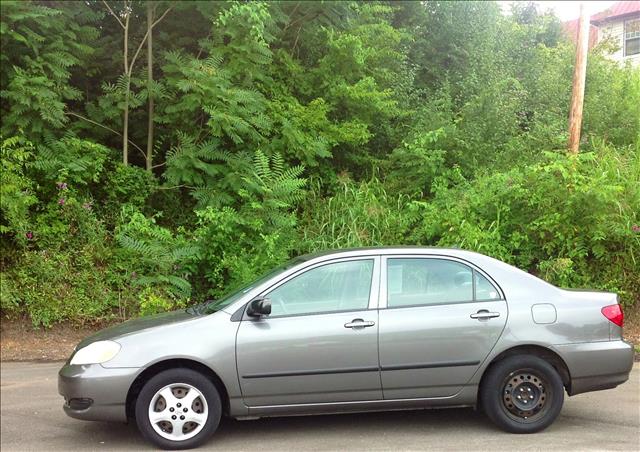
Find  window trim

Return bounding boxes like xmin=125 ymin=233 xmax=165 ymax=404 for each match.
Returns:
xmin=247 ymin=255 xmax=381 ymax=320
xmin=624 ymin=18 xmax=640 ymax=57
xmin=379 ymin=255 xmax=504 ymax=310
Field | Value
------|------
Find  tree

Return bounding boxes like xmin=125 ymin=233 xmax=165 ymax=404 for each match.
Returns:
xmin=0 ymin=1 xmax=97 ymax=138
xmin=146 ymin=1 xmax=156 ymax=172
xmin=101 ymin=0 xmax=172 ymax=165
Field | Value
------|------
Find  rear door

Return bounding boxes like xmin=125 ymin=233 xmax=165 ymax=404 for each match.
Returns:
xmin=378 ymin=255 xmax=507 ymax=399
xmin=236 ymin=256 xmax=382 ymax=406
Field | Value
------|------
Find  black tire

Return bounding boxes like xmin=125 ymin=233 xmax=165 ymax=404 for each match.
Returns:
xmin=135 ymin=368 xmax=222 ymax=450
xmin=480 ymin=355 xmax=564 ymax=433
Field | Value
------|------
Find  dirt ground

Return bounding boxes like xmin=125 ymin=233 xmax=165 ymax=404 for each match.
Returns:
xmin=0 ymin=318 xmax=111 ymax=361
xmin=1 ymin=309 xmax=639 ymax=362
xmin=626 ymin=307 xmax=640 ymax=347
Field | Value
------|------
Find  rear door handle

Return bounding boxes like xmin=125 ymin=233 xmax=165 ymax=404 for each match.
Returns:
xmin=344 ymin=318 xmax=375 ymax=329
xmin=470 ymin=310 xmax=500 ymax=320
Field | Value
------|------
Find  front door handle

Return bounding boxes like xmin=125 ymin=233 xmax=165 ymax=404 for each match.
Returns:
xmin=344 ymin=318 xmax=375 ymax=329
xmin=470 ymin=310 xmax=501 ymax=320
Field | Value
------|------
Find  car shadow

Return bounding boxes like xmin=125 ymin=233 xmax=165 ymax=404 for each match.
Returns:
xmin=74 ymin=408 xmax=495 ymax=450
xmin=209 ymin=407 xmax=496 ymax=447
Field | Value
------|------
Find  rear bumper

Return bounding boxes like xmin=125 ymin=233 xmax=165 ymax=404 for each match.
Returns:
xmin=58 ymin=363 xmax=140 ymax=422
xmin=553 ymin=340 xmax=634 ymax=396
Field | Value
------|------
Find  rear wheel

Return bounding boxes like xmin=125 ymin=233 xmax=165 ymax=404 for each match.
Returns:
xmin=481 ymin=355 xmax=564 ymax=433
xmin=135 ymin=368 xmax=221 ymax=450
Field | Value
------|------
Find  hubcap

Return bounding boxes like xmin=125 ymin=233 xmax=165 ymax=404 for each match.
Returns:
xmin=148 ymin=383 xmax=208 ymax=441
xmin=501 ymin=370 xmax=550 ymax=421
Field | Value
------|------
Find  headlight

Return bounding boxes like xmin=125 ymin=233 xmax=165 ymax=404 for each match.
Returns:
xmin=70 ymin=340 xmax=121 ymax=365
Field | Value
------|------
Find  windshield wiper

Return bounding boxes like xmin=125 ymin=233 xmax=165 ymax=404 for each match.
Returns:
xmin=203 ymin=299 xmax=225 ymax=314
xmin=186 ymin=300 xmax=211 ymax=316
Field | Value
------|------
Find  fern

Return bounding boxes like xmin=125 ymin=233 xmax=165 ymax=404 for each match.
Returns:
xmin=116 ymin=210 xmax=199 ymax=299
xmin=31 ymin=136 xmax=110 ymax=185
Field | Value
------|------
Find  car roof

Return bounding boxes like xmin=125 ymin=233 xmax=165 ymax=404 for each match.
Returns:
xmin=297 ymin=246 xmax=483 ymax=261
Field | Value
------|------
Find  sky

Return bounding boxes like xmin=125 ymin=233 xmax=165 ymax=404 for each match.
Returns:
xmin=498 ymin=1 xmax=618 ymax=21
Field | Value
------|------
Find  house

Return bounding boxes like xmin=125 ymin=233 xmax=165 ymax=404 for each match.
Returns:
xmin=563 ymin=1 xmax=640 ymax=66
xmin=562 ymin=18 xmax=599 ymax=49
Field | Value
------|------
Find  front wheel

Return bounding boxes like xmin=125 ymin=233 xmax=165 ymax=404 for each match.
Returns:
xmin=480 ymin=355 xmax=564 ymax=433
xmin=135 ymin=368 xmax=222 ymax=450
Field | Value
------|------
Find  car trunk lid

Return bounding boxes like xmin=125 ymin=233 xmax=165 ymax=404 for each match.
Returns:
xmin=560 ymin=289 xmax=623 ymax=340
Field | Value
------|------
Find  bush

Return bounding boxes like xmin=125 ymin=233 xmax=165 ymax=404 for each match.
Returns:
xmin=2 ymin=247 xmax=123 ymax=327
xmin=0 ymin=136 xmax=37 ymax=246
xmin=407 ymin=143 xmax=640 ymax=306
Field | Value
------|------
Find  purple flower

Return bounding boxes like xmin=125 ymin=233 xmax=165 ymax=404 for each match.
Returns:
xmin=632 ymin=224 xmax=640 ymax=233
xmin=82 ymin=202 xmax=92 ymax=210
xmin=58 ymin=198 xmax=66 ymax=206
xmin=56 ymin=182 xmax=68 ymax=190
xmin=25 ymin=231 xmax=33 ymax=240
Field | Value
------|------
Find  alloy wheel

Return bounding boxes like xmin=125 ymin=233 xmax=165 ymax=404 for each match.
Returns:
xmin=148 ymin=383 xmax=208 ymax=441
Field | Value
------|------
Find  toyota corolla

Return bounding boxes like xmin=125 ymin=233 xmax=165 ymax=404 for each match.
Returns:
xmin=59 ymin=247 xmax=634 ymax=449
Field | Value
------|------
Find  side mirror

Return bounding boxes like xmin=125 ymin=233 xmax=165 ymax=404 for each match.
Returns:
xmin=246 ymin=297 xmax=271 ymax=317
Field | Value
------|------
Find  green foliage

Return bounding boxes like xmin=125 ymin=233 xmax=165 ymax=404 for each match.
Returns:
xmin=583 ymin=60 xmax=640 ymax=147
xmin=298 ymin=177 xmax=411 ymax=250
xmin=385 ymin=128 xmax=447 ymax=196
xmin=1 ymin=1 xmax=638 ymax=325
xmin=32 ymin=135 xmax=110 ymax=186
xmin=0 ymin=1 xmax=97 ymax=138
xmin=191 ymin=151 xmax=306 ymax=296
xmin=407 ymin=145 xmax=640 ymax=306
xmin=138 ymin=288 xmax=186 ymax=316
xmin=1 ymin=246 xmax=122 ymax=327
xmin=119 ymin=149 xmax=305 ymax=300
xmin=102 ymin=164 xmax=156 ymax=219
xmin=0 ymin=135 xmax=37 ymax=243
xmin=116 ymin=208 xmax=198 ymax=299
xmin=193 ymin=205 xmax=296 ymax=297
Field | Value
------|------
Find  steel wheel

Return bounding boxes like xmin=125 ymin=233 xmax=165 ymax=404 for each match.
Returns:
xmin=481 ymin=355 xmax=564 ymax=433
xmin=148 ymin=383 xmax=208 ymax=442
xmin=501 ymin=369 xmax=551 ymax=422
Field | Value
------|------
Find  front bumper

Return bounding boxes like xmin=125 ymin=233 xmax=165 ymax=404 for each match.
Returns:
xmin=554 ymin=340 xmax=634 ymax=396
xmin=58 ymin=363 xmax=140 ymax=422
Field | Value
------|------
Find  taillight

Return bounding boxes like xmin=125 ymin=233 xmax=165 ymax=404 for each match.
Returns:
xmin=601 ymin=304 xmax=624 ymax=327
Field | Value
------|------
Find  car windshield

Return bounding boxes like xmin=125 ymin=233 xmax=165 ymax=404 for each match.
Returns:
xmin=201 ymin=256 xmax=306 ymax=314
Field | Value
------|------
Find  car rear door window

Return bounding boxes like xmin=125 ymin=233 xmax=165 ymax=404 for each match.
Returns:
xmin=387 ymin=258 xmax=474 ymax=307
xmin=475 ymin=271 xmax=501 ymax=300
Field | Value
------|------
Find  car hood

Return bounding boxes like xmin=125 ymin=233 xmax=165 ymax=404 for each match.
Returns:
xmin=76 ymin=309 xmax=198 ymax=349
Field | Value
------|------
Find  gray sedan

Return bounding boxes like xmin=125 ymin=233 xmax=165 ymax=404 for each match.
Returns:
xmin=59 ymin=247 xmax=634 ymax=450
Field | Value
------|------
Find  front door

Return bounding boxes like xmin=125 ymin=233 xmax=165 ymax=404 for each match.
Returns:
xmin=236 ymin=257 xmax=382 ymax=406
xmin=378 ymin=256 xmax=507 ymax=399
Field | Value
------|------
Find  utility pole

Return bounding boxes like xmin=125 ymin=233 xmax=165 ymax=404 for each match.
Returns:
xmin=567 ymin=2 xmax=589 ymax=154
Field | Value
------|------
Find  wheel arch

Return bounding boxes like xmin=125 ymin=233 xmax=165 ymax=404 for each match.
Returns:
xmin=125 ymin=358 xmax=230 ymax=421
xmin=480 ymin=345 xmax=572 ymax=393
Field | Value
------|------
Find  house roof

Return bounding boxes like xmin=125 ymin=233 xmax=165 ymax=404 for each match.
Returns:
xmin=562 ymin=1 xmax=640 ymax=46
xmin=590 ymin=1 xmax=640 ymax=25
xmin=562 ymin=19 xmax=599 ymax=48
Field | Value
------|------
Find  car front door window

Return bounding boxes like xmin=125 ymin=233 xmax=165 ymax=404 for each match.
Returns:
xmin=267 ymin=259 xmax=374 ymax=316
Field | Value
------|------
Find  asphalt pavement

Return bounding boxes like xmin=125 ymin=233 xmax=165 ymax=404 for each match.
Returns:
xmin=1 ymin=361 xmax=638 ymax=451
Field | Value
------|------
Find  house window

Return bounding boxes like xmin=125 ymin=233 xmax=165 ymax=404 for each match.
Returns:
xmin=625 ymin=18 xmax=640 ymax=56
